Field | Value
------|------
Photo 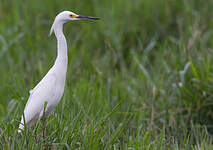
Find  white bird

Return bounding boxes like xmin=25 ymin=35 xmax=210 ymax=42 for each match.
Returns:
xmin=18 ymin=11 xmax=99 ymax=132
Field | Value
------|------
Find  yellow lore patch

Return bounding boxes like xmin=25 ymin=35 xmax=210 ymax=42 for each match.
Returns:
xmin=70 ymin=14 xmax=79 ymax=18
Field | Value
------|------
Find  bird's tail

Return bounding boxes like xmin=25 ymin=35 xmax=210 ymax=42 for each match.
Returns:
xmin=18 ymin=117 xmax=24 ymax=133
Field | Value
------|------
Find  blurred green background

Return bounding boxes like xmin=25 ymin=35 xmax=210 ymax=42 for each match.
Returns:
xmin=0 ymin=0 xmax=213 ymax=149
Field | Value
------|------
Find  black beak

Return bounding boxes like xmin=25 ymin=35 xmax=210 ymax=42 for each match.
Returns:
xmin=76 ymin=16 xmax=100 ymax=20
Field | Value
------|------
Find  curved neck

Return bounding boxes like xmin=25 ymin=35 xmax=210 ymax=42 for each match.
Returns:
xmin=54 ymin=23 xmax=68 ymax=66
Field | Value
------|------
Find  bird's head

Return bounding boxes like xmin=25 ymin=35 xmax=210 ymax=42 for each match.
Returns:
xmin=50 ymin=11 xmax=99 ymax=36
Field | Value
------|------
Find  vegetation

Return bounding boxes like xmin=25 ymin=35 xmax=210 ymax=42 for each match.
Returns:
xmin=0 ymin=0 xmax=213 ymax=149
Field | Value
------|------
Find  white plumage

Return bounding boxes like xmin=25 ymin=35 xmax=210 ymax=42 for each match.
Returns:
xmin=18 ymin=11 xmax=99 ymax=132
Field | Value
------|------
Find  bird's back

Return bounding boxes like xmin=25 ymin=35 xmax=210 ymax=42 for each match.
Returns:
xmin=19 ymin=67 xmax=66 ymax=131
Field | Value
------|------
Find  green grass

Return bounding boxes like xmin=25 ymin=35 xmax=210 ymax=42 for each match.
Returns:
xmin=0 ymin=0 xmax=213 ymax=149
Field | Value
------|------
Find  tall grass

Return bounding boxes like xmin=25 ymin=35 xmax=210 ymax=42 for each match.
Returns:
xmin=0 ymin=0 xmax=213 ymax=149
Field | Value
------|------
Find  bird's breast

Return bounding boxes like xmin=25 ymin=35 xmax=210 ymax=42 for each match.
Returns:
xmin=53 ymin=68 xmax=67 ymax=101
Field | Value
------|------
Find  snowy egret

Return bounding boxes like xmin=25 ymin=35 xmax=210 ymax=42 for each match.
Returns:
xmin=18 ymin=11 xmax=99 ymax=132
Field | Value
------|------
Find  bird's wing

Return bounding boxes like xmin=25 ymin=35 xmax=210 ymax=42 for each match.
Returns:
xmin=29 ymin=75 xmax=47 ymax=95
xmin=22 ymin=73 xmax=57 ymax=127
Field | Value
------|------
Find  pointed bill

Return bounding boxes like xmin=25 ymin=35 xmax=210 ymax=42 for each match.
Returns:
xmin=76 ymin=16 xmax=100 ymax=20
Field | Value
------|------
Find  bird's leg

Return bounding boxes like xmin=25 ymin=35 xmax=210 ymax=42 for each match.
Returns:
xmin=42 ymin=118 xmax=47 ymax=140
xmin=42 ymin=101 xmax=48 ymax=144
xmin=33 ymin=120 xmax=40 ymax=143
xmin=42 ymin=117 xmax=49 ymax=150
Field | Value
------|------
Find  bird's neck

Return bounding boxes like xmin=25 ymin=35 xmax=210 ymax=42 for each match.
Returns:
xmin=54 ymin=23 xmax=68 ymax=67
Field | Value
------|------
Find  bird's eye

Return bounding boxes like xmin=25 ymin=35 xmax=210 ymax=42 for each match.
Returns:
xmin=70 ymin=14 xmax=75 ymax=18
